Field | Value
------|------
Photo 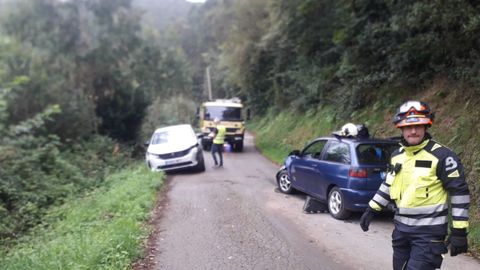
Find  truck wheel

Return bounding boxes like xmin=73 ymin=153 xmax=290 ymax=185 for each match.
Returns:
xmin=234 ymin=142 xmax=243 ymax=152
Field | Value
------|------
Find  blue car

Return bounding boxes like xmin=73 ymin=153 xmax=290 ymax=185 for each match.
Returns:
xmin=276 ymin=135 xmax=399 ymax=219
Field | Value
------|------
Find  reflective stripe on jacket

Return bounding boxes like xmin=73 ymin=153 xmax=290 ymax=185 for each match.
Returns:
xmin=369 ymin=139 xmax=470 ymax=234
xmin=213 ymin=125 xmax=226 ymax=144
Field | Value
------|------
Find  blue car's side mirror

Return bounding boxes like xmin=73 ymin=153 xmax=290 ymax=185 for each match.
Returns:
xmin=289 ymin=150 xmax=301 ymax=156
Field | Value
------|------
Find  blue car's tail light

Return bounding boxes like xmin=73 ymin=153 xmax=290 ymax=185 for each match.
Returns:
xmin=349 ymin=167 xmax=368 ymax=178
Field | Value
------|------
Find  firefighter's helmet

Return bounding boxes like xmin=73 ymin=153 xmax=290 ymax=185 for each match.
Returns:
xmin=341 ymin=123 xmax=358 ymax=137
xmin=393 ymin=101 xmax=434 ymax=128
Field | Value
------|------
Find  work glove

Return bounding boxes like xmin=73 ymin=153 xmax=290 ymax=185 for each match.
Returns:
xmin=386 ymin=202 xmax=397 ymax=212
xmin=360 ymin=207 xmax=377 ymax=232
xmin=446 ymin=228 xmax=468 ymax=256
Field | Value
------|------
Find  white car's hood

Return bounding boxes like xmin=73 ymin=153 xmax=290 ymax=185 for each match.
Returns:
xmin=148 ymin=139 xmax=197 ymax=155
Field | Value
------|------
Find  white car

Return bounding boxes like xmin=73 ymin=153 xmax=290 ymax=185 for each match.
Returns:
xmin=145 ymin=124 xmax=205 ymax=172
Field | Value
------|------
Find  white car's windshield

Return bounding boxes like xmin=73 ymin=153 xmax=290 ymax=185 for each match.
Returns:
xmin=151 ymin=132 xmax=170 ymax=145
xmin=150 ymin=127 xmax=194 ymax=145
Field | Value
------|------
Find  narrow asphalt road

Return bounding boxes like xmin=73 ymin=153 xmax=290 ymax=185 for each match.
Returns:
xmin=147 ymin=132 xmax=480 ymax=270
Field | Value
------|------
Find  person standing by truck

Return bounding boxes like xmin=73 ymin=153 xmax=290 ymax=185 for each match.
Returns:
xmin=210 ymin=118 xmax=226 ymax=167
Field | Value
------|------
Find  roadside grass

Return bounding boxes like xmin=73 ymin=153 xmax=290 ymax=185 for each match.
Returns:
xmin=248 ymin=86 xmax=480 ymax=257
xmin=0 ymin=164 xmax=163 ymax=270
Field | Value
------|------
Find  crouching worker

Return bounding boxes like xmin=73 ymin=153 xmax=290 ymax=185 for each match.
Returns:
xmin=360 ymin=101 xmax=470 ymax=269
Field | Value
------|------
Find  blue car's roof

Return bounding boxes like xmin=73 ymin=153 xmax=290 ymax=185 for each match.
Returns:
xmin=314 ymin=136 xmax=399 ymax=145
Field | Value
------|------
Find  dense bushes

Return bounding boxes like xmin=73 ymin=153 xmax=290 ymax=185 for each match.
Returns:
xmin=0 ymin=0 xmax=194 ymax=245
xmin=0 ymin=110 xmax=130 ymax=244
xmin=140 ymin=95 xmax=197 ymax=140
xmin=0 ymin=0 xmax=194 ymax=143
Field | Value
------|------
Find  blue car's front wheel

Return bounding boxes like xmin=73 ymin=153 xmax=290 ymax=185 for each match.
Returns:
xmin=328 ymin=187 xmax=351 ymax=220
xmin=276 ymin=169 xmax=294 ymax=194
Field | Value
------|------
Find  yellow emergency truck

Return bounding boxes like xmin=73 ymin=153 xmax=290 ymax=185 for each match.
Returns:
xmin=198 ymin=98 xmax=246 ymax=152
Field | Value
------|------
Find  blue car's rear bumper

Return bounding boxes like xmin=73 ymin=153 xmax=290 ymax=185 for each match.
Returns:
xmin=340 ymin=188 xmax=377 ymax=212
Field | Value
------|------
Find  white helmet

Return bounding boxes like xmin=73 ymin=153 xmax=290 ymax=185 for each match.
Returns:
xmin=213 ymin=117 xmax=220 ymax=124
xmin=341 ymin=123 xmax=358 ymax=137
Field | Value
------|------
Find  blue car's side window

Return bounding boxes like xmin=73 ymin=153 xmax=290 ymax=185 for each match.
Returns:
xmin=302 ymin=140 xmax=327 ymax=160
xmin=324 ymin=141 xmax=351 ymax=164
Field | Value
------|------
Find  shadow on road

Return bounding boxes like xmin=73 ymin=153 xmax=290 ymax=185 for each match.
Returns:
xmin=272 ymin=187 xmax=394 ymax=223
xmin=164 ymin=168 xmax=204 ymax=175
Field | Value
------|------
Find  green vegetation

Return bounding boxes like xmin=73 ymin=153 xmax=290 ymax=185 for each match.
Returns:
xmin=248 ymin=107 xmax=337 ymax=164
xmin=183 ymin=0 xmax=480 ymax=115
xmin=0 ymin=165 xmax=163 ymax=270
xmin=0 ymin=130 xmax=130 ymax=245
xmin=0 ymin=0 xmax=194 ymax=247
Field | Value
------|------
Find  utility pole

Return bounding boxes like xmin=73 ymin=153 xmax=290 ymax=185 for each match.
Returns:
xmin=206 ymin=66 xmax=213 ymax=101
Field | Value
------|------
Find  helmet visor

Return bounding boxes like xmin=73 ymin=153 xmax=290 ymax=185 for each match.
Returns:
xmin=397 ymin=101 xmax=430 ymax=115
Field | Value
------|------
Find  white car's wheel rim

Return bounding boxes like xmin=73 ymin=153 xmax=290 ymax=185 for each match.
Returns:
xmin=329 ymin=190 xmax=342 ymax=214
xmin=279 ymin=173 xmax=291 ymax=191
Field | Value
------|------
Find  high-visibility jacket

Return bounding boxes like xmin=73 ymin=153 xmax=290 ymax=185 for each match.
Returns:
xmin=213 ymin=125 xmax=226 ymax=144
xmin=369 ymin=138 xmax=470 ymax=235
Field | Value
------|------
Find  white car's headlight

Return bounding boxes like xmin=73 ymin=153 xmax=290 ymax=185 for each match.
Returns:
xmin=189 ymin=145 xmax=199 ymax=155
xmin=147 ymin=152 xmax=157 ymax=159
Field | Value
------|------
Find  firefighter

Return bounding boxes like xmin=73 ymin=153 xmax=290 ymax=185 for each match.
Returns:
xmin=359 ymin=101 xmax=470 ymax=269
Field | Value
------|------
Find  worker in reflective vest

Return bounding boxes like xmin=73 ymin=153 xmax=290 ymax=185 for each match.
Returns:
xmin=211 ymin=118 xmax=226 ymax=167
xmin=360 ymin=100 xmax=470 ymax=269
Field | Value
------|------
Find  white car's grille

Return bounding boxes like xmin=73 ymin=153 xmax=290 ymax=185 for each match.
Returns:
xmin=157 ymin=148 xmax=191 ymax=159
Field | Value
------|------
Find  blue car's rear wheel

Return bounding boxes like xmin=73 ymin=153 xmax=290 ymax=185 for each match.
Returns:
xmin=276 ymin=169 xmax=294 ymax=194
xmin=328 ymin=187 xmax=351 ymax=220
